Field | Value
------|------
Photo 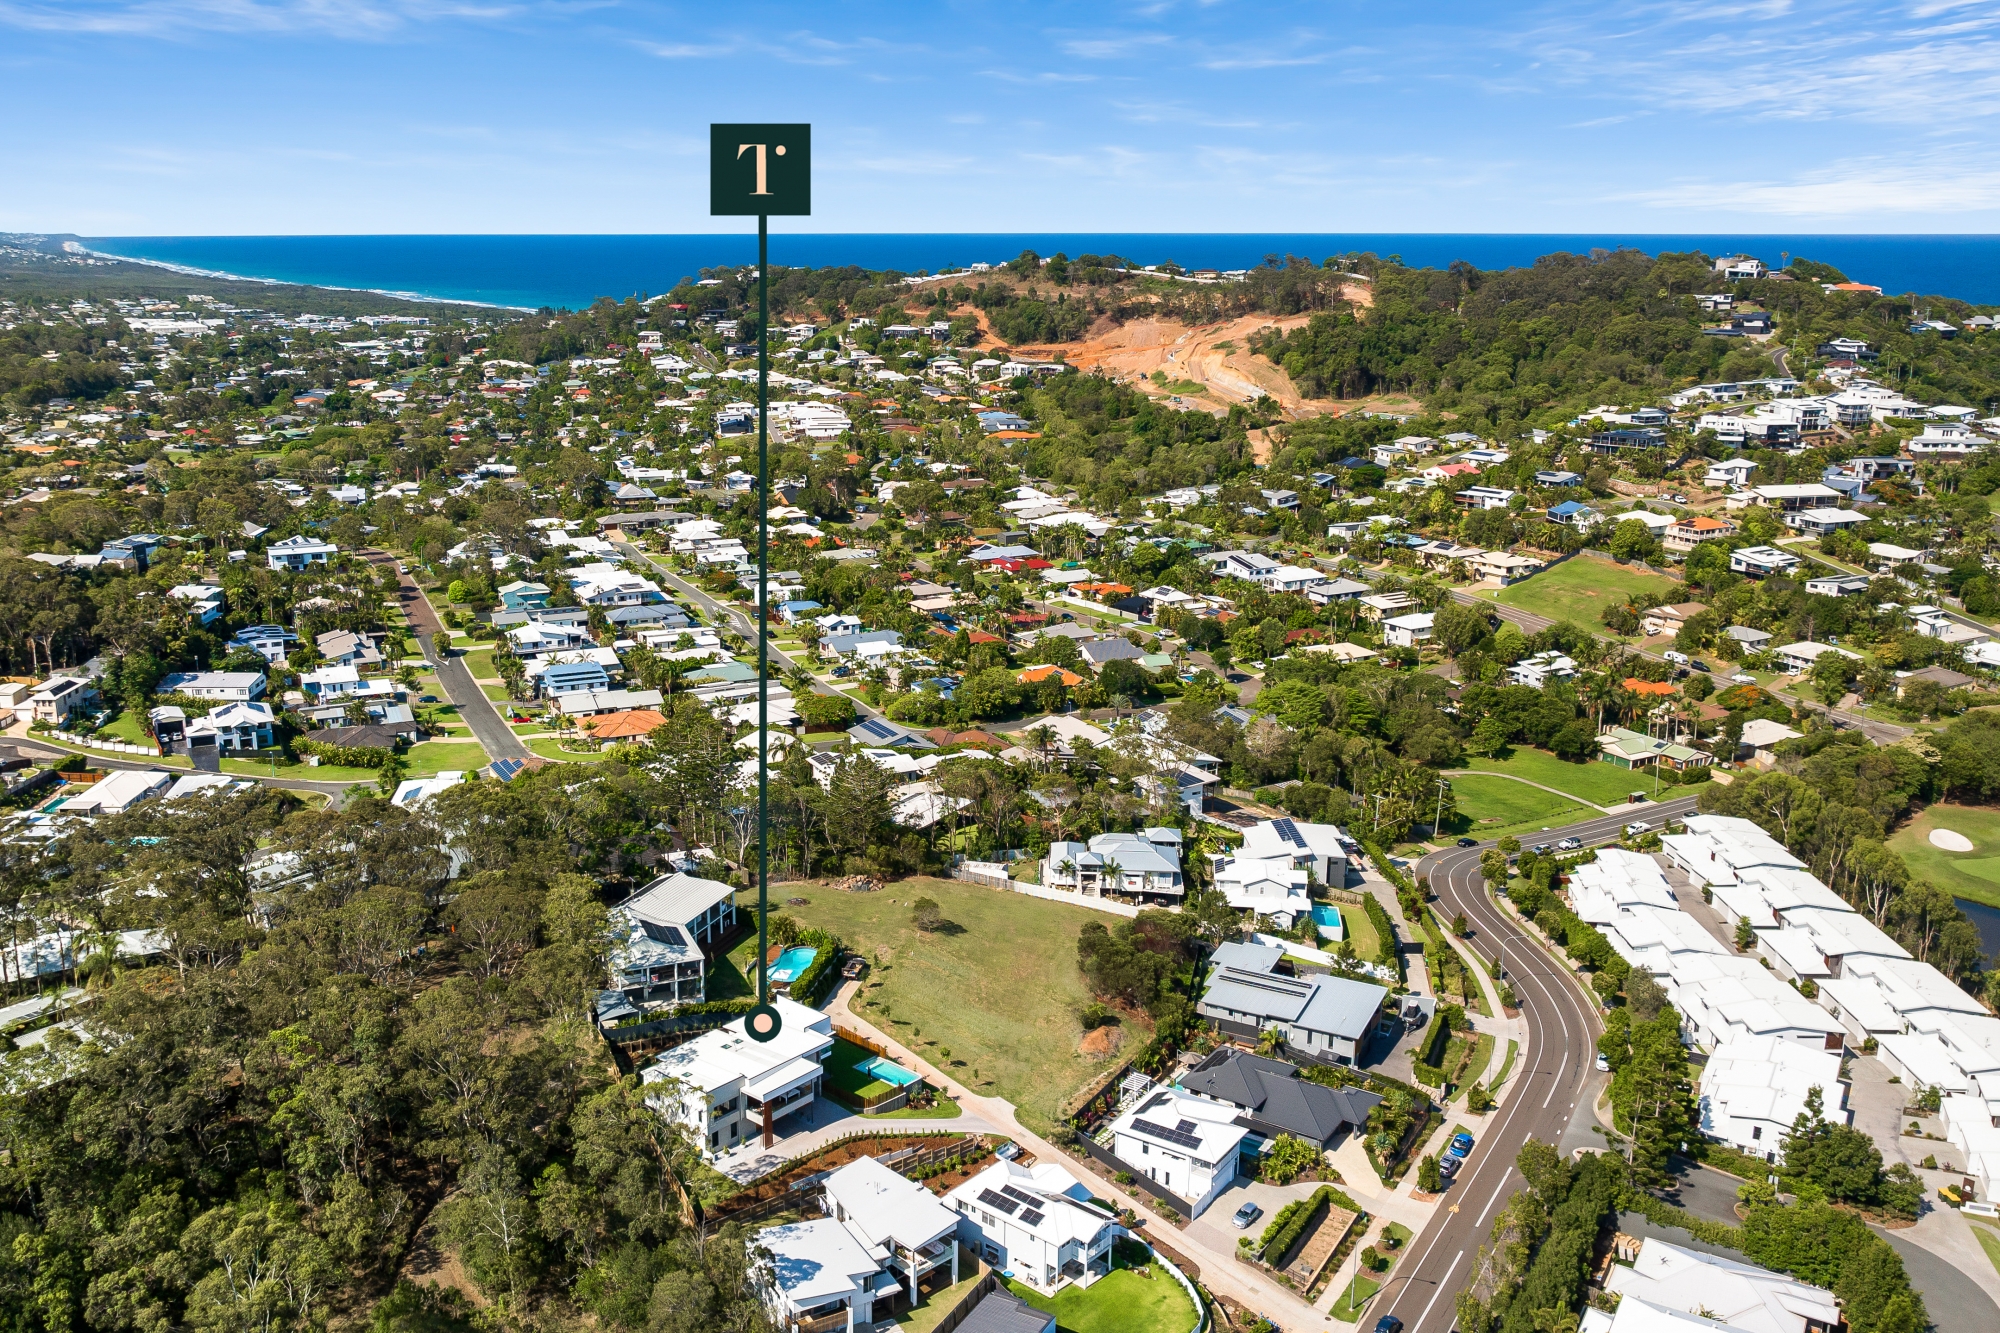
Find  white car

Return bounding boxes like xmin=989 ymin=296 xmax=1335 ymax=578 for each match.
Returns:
xmin=1663 ymin=650 xmax=1689 ymax=665
xmin=1731 ymin=673 xmax=1756 ymax=684
xmin=1596 ymin=1053 xmax=1611 ymax=1073
xmin=1625 ymin=821 xmax=1653 ymax=837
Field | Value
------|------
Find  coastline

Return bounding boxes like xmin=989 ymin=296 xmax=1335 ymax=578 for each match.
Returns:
xmin=75 ymin=241 xmax=533 ymax=312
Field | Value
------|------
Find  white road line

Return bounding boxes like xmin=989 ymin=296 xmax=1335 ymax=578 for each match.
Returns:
xmin=1477 ymin=1171 xmax=1512 ymax=1226
xmin=1413 ymin=1250 xmax=1464 ymax=1333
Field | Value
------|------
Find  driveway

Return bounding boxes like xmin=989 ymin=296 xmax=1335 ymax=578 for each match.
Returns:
xmin=363 ymin=550 xmax=527 ymax=764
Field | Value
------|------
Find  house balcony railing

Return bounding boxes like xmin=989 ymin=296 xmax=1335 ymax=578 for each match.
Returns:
xmin=791 ymin=1308 xmax=849 ymax=1333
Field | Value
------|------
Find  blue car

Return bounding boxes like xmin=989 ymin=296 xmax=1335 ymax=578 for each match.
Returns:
xmin=1451 ymin=1131 xmax=1475 ymax=1154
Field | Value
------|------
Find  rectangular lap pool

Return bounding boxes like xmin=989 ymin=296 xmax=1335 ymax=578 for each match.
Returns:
xmin=1310 ymin=904 xmax=1345 ymax=940
xmin=857 ymin=1055 xmax=921 ymax=1087
xmin=767 ymin=946 xmax=818 ymax=985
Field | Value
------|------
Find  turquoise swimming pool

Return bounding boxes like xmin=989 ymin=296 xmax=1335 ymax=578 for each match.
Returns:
xmin=857 ymin=1055 xmax=921 ymax=1087
xmin=768 ymin=946 xmax=818 ymax=984
xmin=1311 ymin=905 xmax=1343 ymax=930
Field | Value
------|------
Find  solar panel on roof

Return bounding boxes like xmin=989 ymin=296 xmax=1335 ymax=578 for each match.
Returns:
xmin=1018 ymin=1208 xmax=1045 ymax=1227
xmin=977 ymin=1188 xmax=1021 ymax=1215
xmin=1000 ymin=1185 xmax=1040 ymax=1206
xmin=1272 ymin=817 xmax=1305 ymax=847
xmin=1174 ymin=1119 xmax=1197 ymax=1134
xmin=1131 ymin=1118 xmax=1203 ymax=1150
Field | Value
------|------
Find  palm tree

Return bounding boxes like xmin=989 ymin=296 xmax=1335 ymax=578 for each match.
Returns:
xmin=1257 ymin=1026 xmax=1286 ymax=1058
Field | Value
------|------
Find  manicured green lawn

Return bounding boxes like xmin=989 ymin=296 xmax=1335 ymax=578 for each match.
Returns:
xmin=770 ymin=876 xmax=1152 ymax=1133
xmin=1489 ymin=557 xmax=1678 ymax=634
xmin=1886 ymin=803 xmax=2000 ymax=910
xmin=1453 ymin=1032 xmax=1497 ymax=1100
xmin=1328 ymin=1274 xmax=1383 ymax=1323
xmin=402 ymin=741 xmax=491 ymax=776
xmin=220 ymin=756 xmax=376 ymax=782
xmin=1321 ymin=900 xmax=1382 ymax=961
xmin=527 ymin=737 xmax=609 ymax=763
xmin=460 ymin=648 xmax=496 ymax=680
xmin=866 ymin=1093 xmax=962 ymax=1120
xmin=481 ymin=684 xmax=513 ymax=702
xmin=1458 ymin=747 xmax=1664 ymax=809
xmin=1970 ymin=1220 xmax=2000 ymax=1277
xmin=96 ymin=712 xmax=152 ymax=746
xmin=1449 ymin=773 xmax=1590 ymax=838
xmin=826 ymin=1036 xmax=904 ymax=1101
xmin=1005 ymin=1263 xmax=1195 ymax=1333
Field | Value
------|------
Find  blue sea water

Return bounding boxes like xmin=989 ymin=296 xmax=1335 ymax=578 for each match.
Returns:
xmin=82 ymin=233 xmax=2000 ymax=311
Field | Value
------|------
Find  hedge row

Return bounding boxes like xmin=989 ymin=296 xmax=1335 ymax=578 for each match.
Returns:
xmin=1258 ymin=1186 xmax=1333 ymax=1265
xmin=296 ymin=739 xmax=397 ymax=769
xmin=1360 ymin=892 xmax=1404 ymax=983
xmin=787 ymin=926 xmax=845 ymax=1005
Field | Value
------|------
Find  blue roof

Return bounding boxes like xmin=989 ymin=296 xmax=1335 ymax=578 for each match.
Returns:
xmin=1549 ymin=500 xmax=1590 ymax=517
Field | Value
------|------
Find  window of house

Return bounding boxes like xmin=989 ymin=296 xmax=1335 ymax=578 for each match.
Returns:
xmin=1751 ymin=1126 xmax=1761 ymax=1140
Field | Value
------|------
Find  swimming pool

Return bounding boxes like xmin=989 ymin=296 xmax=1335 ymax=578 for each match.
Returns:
xmin=1310 ymin=905 xmax=1346 ymax=941
xmin=768 ymin=946 xmax=818 ymax=985
xmin=858 ymin=1055 xmax=921 ymax=1087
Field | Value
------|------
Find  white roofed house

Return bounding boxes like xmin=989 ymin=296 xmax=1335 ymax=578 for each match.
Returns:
xmin=1600 ymin=1237 xmax=1841 ymax=1333
xmin=1382 ymin=611 xmax=1435 ymax=648
xmin=1042 ymin=829 xmax=1184 ymax=902
xmin=616 ymin=870 xmax=738 ymax=952
xmin=1699 ymin=1034 xmax=1847 ymax=1163
xmin=822 ymin=1156 xmax=963 ymax=1314
xmin=641 ymin=995 xmax=831 ymax=1157
xmin=158 ymin=670 xmax=266 ymax=703
xmin=167 ymin=583 xmax=225 ymax=625
xmin=184 ymin=701 xmax=277 ymax=753
xmin=265 ymin=534 xmax=338 ymax=571
xmin=947 ymin=1159 xmax=1120 ymax=1294
xmin=1108 ymin=1087 xmax=1248 ymax=1218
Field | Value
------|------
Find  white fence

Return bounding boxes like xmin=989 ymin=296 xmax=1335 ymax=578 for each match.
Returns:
xmin=48 ymin=730 xmax=161 ymax=758
xmin=956 ymin=862 xmax=1143 ymax=918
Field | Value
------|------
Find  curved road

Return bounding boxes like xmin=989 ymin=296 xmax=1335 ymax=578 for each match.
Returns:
xmin=1374 ymin=796 xmax=1701 ymax=1333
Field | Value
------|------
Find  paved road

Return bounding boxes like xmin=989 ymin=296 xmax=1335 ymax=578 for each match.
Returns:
xmin=1376 ymin=797 xmax=1702 ymax=1333
xmin=362 ymin=550 xmax=528 ymax=764
xmin=12 ymin=737 xmax=362 ymax=805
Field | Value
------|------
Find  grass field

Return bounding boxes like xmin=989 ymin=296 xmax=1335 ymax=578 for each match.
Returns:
xmin=1459 ymin=747 xmax=1661 ymax=809
xmin=527 ymin=737 xmax=608 ymax=763
xmin=1329 ymin=1274 xmax=1383 ymax=1324
xmin=1006 ymin=1263 xmax=1195 ymax=1333
xmin=402 ymin=740 xmax=491 ymax=776
xmin=1886 ymin=803 xmax=2000 ymax=910
xmin=1321 ymin=900 xmax=1383 ymax=961
xmin=1971 ymin=1220 xmax=2000 ymax=1277
xmin=756 ymin=876 xmax=1150 ymax=1133
xmin=1490 ymin=557 xmax=1678 ymax=634
xmin=1449 ymin=774 xmax=1591 ymax=839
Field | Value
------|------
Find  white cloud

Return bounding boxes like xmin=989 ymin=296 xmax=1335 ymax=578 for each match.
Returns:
xmin=1615 ymin=147 xmax=2000 ymax=216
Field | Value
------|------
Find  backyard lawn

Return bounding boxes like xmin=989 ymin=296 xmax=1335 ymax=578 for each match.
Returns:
xmin=1886 ymin=803 xmax=2000 ymax=910
xmin=1458 ymin=747 xmax=1663 ymax=809
xmin=1490 ymin=557 xmax=1678 ymax=634
xmin=1321 ymin=900 xmax=1382 ymax=961
xmin=1005 ymin=1260 xmax=1195 ymax=1333
xmin=527 ymin=737 xmax=609 ymax=763
xmin=756 ymin=876 xmax=1151 ymax=1132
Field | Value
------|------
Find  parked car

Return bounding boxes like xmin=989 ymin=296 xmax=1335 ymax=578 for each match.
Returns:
xmin=1530 ymin=843 xmax=1551 ymax=854
xmin=1732 ymin=672 xmax=1756 ymax=684
xmin=1233 ymin=1201 xmax=1263 ymax=1229
xmin=1438 ymin=1153 xmax=1461 ymax=1177
xmin=1596 ymin=1053 xmax=1612 ymax=1073
xmin=1557 ymin=836 xmax=1583 ymax=851
xmin=1625 ymin=821 xmax=1653 ymax=836
xmin=1457 ymin=837 xmax=1478 ymax=847
xmin=1451 ymin=1131 xmax=1475 ymax=1154
xmin=1691 ymin=659 xmax=1711 ymax=672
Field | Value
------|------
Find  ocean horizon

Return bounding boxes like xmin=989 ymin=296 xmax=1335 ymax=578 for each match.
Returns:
xmin=82 ymin=232 xmax=2000 ymax=311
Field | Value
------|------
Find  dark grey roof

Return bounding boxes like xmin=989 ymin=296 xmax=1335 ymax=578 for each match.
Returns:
xmin=1079 ymin=638 xmax=1145 ymax=666
xmin=1178 ymin=1049 xmax=1382 ymax=1145
xmin=954 ymin=1289 xmax=1055 ymax=1333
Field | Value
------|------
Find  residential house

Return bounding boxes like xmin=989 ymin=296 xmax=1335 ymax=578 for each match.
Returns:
xmin=537 ymin=659 xmax=614 ymax=696
xmin=1507 ymin=651 xmax=1577 ymax=688
xmin=1466 ymin=550 xmax=1545 ymax=584
xmin=947 ymin=1160 xmax=1120 ymax=1294
xmin=1698 ymin=1035 xmax=1848 ymax=1163
xmin=1596 ymin=727 xmax=1712 ymax=773
xmin=1726 ymin=625 xmax=1774 ymax=652
xmin=167 ymin=583 xmax=225 ymax=625
xmin=1547 ymin=500 xmax=1602 ymax=529
xmin=185 ymin=701 xmax=276 ymax=753
xmin=1640 ymin=602 xmax=1707 ymax=639
xmin=606 ymin=871 xmax=736 ymax=1009
xmin=1043 ymin=829 xmax=1185 ymax=902
xmin=30 ymin=676 xmax=94 ymax=724
xmin=497 ymin=581 xmax=550 ymax=611
xmin=315 ymin=629 xmax=383 ymax=670
xmin=1784 ymin=507 xmax=1868 ymax=536
xmin=1258 ymin=565 xmax=1326 ymax=594
xmin=1802 ymin=574 xmax=1870 ymax=597
xmin=1108 ymin=1088 xmax=1248 ymax=1217
xmin=641 ymin=995 xmax=833 ymax=1156
xmin=158 ymin=671 xmax=266 ymax=702
xmin=1736 ymin=718 xmax=1803 ymax=768
xmin=1704 ymin=458 xmax=1757 ymax=489
xmin=1729 ymin=545 xmax=1799 ymax=578
xmin=1382 ymin=611 xmax=1435 ymax=647
xmin=1663 ymin=515 xmax=1737 ymax=553
xmin=1196 ymin=957 xmax=1389 ymax=1068
xmin=823 ymin=630 xmax=906 ymax=660
xmin=265 ymin=534 xmax=338 ymax=571
xmin=1356 ymin=591 xmax=1418 ymax=621
xmin=1869 ymin=542 xmax=1930 ymax=569
xmin=1600 ymin=1239 xmax=1840 ymax=1333
xmin=1203 ymin=551 xmax=1280 ymax=583
xmin=227 ymin=624 xmax=295 ymax=664
xmin=1772 ymin=640 xmax=1863 ymax=674
xmin=1176 ymin=1048 xmax=1382 ymax=1150
xmin=1749 ymin=484 xmax=1841 ymax=512
xmin=1078 ymin=638 xmax=1146 ymax=670
xmin=1534 ymin=469 xmax=1583 ymax=487
xmin=1452 ymin=485 xmax=1515 ymax=510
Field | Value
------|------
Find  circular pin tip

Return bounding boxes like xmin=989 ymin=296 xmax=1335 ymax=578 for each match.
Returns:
xmin=746 ymin=1003 xmax=784 ymax=1042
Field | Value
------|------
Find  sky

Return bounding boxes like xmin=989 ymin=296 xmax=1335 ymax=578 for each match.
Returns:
xmin=4 ymin=0 xmax=2000 ymax=235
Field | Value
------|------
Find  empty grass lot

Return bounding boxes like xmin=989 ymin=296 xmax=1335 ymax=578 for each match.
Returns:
xmin=1449 ymin=776 xmax=1591 ymax=839
xmin=402 ymin=740 xmax=492 ymax=776
xmin=1886 ymin=803 xmax=2000 ymax=910
xmin=755 ymin=876 xmax=1152 ymax=1133
xmin=1490 ymin=557 xmax=1678 ymax=635
xmin=1005 ymin=1262 xmax=1196 ymax=1333
xmin=1458 ymin=747 xmax=1662 ymax=809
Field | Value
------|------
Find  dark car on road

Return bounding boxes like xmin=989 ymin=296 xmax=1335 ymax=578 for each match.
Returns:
xmin=1456 ymin=837 xmax=1478 ymax=847
xmin=1373 ymin=1318 xmax=1404 ymax=1333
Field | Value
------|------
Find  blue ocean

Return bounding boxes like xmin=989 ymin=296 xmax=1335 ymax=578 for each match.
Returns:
xmin=82 ymin=233 xmax=2000 ymax=311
